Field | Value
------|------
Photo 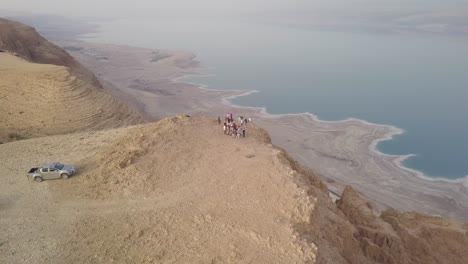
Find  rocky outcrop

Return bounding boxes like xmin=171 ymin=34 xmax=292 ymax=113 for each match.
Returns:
xmin=336 ymin=187 xmax=409 ymax=264
xmin=380 ymin=209 xmax=468 ymax=264
xmin=278 ymin=152 xmax=468 ymax=264
xmin=326 ymin=186 xmax=468 ymax=264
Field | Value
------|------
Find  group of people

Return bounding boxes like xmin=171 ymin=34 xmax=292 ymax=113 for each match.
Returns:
xmin=218 ymin=113 xmax=250 ymax=139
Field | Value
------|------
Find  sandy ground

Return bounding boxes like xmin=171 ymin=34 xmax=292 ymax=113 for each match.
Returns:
xmin=0 ymin=53 xmax=142 ymax=143
xmin=55 ymin=40 xmax=468 ymax=221
xmin=0 ymin=117 xmax=318 ymax=263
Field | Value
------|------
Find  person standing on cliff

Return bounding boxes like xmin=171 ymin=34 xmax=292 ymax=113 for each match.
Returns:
xmin=218 ymin=116 xmax=221 ymax=124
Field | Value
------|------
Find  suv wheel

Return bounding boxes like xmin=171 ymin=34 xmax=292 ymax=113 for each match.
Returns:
xmin=34 ymin=177 xmax=43 ymax=182
xmin=61 ymin=173 xmax=69 ymax=179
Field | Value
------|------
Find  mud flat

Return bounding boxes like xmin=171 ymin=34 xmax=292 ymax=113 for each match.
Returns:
xmin=56 ymin=40 xmax=468 ymax=221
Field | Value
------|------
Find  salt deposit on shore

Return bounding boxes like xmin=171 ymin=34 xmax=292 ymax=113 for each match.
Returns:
xmin=57 ymin=40 xmax=468 ymax=221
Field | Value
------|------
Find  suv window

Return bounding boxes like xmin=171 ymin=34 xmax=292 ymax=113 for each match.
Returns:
xmin=42 ymin=168 xmax=49 ymax=173
xmin=50 ymin=168 xmax=57 ymax=172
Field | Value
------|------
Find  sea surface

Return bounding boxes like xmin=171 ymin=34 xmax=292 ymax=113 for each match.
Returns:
xmin=82 ymin=18 xmax=468 ymax=180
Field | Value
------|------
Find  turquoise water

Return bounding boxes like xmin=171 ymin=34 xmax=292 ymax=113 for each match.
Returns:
xmin=84 ymin=19 xmax=468 ymax=179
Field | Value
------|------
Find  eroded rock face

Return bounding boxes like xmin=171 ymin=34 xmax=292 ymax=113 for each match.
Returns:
xmin=380 ymin=210 xmax=468 ymax=264
xmin=336 ymin=186 xmax=409 ymax=264
xmin=328 ymin=186 xmax=468 ymax=264
xmin=277 ymin=156 xmax=373 ymax=264
xmin=248 ymin=120 xmax=468 ymax=264
xmin=281 ymin=163 xmax=468 ymax=264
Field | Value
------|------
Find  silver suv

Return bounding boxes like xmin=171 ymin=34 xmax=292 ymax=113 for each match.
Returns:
xmin=27 ymin=162 xmax=76 ymax=182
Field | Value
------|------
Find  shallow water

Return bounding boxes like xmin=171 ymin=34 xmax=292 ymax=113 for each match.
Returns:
xmin=83 ymin=18 xmax=468 ymax=179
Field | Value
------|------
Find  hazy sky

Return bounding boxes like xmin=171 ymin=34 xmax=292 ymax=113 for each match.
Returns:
xmin=2 ymin=0 xmax=468 ymax=36
xmin=2 ymin=0 xmax=467 ymax=18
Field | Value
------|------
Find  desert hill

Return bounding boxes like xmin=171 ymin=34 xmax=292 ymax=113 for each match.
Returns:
xmin=0 ymin=18 xmax=143 ymax=143
xmin=0 ymin=53 xmax=142 ymax=143
xmin=0 ymin=18 xmax=100 ymax=86
xmin=0 ymin=117 xmax=318 ymax=263
xmin=1 ymin=116 xmax=467 ymax=263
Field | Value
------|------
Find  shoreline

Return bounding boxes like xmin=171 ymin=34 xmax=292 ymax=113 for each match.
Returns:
xmin=55 ymin=39 xmax=468 ymax=221
xmin=180 ymin=76 xmax=468 ymax=186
